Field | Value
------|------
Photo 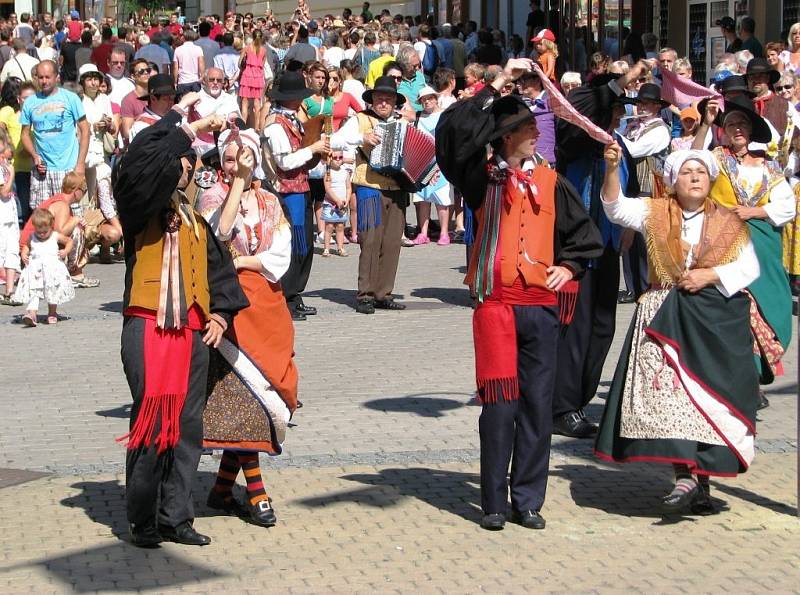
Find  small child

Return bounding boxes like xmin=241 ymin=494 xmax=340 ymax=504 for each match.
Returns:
xmin=321 ymin=152 xmax=351 ymax=257
xmin=13 ymin=208 xmax=75 ymax=326
xmin=0 ymin=138 xmax=20 ymax=305
xmin=532 ymin=29 xmax=558 ymax=83
xmin=670 ymin=106 xmax=705 ymax=151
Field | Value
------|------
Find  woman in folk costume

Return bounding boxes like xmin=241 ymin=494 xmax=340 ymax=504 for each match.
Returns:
xmin=694 ymin=96 xmax=795 ymax=409
xmin=436 ymin=58 xmax=603 ymax=531
xmin=112 ymin=105 xmax=248 ymax=548
xmin=198 ymin=127 xmax=299 ymax=528
xmin=595 ymin=147 xmax=762 ymax=514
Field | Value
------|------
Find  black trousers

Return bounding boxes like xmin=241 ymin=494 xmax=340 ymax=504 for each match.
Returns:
xmin=552 ymin=244 xmax=619 ymax=418
xmin=122 ymin=316 xmax=209 ymax=529
xmin=479 ymin=304 xmax=559 ymax=514
xmin=279 ymin=192 xmax=315 ymax=309
xmin=622 ymin=232 xmax=649 ymax=298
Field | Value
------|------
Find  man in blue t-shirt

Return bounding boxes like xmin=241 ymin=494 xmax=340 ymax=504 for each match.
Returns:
xmin=20 ymin=60 xmax=89 ymax=210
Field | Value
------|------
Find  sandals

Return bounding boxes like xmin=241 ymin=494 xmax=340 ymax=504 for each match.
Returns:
xmin=21 ymin=313 xmax=36 ymax=327
xmin=322 ymin=249 xmax=331 ymax=257
xmin=47 ymin=315 xmax=58 ymax=325
xmin=338 ymin=248 xmax=348 ymax=257
xmin=71 ymin=275 xmax=100 ymax=288
xmin=0 ymin=294 xmax=20 ymax=306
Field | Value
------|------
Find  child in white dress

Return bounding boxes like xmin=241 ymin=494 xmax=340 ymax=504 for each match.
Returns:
xmin=322 ymin=152 xmax=351 ymax=257
xmin=13 ymin=208 xmax=75 ymax=326
xmin=0 ymin=140 xmax=20 ymax=305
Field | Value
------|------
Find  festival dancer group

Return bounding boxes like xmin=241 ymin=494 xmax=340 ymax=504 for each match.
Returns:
xmin=113 ymin=56 xmax=792 ymax=546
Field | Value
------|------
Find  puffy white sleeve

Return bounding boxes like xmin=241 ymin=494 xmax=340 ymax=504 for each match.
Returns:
xmin=264 ymin=123 xmax=314 ymax=171
xmin=762 ymin=178 xmax=796 ymax=227
xmin=713 ymin=239 xmax=760 ymax=297
xmin=601 ymin=189 xmax=647 ymax=234
xmin=255 ymin=223 xmax=292 ymax=283
xmin=619 ymin=124 xmax=671 ymax=158
xmin=329 ymin=115 xmax=364 ymax=150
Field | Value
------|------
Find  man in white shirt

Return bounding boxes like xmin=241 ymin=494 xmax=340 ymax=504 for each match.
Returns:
xmin=192 ymin=68 xmax=241 ymax=156
xmin=173 ymin=29 xmax=205 ymax=95
xmin=107 ymin=47 xmax=135 ymax=107
xmin=0 ymin=38 xmax=38 ymax=83
xmin=213 ymin=32 xmax=240 ymax=88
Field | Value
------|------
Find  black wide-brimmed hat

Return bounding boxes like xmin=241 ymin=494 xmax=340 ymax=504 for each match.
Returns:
xmin=486 ymin=95 xmax=536 ymax=141
xmin=744 ymin=57 xmax=780 ymax=86
xmin=268 ymin=71 xmax=313 ymax=101
xmin=138 ymin=73 xmax=176 ymax=100
xmin=698 ymin=94 xmax=772 ymax=143
xmin=631 ymin=83 xmax=671 ymax=109
xmin=716 ymin=74 xmax=755 ymax=97
xmin=362 ymin=76 xmax=406 ymax=107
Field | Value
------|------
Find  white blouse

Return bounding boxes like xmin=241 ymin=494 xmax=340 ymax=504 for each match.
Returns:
xmin=602 ymin=191 xmax=760 ymax=298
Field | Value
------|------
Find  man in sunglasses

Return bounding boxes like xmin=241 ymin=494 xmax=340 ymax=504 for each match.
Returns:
xmin=107 ymin=47 xmax=135 ymax=107
xmin=745 ymin=57 xmax=795 ymax=149
xmin=193 ymin=67 xmax=241 ymax=156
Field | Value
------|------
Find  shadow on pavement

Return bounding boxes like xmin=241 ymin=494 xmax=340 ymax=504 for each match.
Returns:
xmin=764 ymin=383 xmax=798 ymax=395
xmin=295 ymin=467 xmax=482 ymax=524
xmin=708 ymin=481 xmax=798 ymax=517
xmin=363 ymin=391 xmax=477 ymax=418
xmin=95 ymin=404 xmax=131 ymax=418
xmin=59 ymin=473 xmax=244 ymax=539
xmin=409 ymin=287 xmax=472 ymax=307
xmin=99 ymin=301 xmax=123 ymax=313
xmin=3 ymin=542 xmax=228 ymax=593
xmin=549 ymin=463 xmax=701 ymax=521
xmin=303 ymin=287 xmax=358 ymax=307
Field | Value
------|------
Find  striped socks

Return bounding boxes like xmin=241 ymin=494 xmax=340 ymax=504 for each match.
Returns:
xmin=240 ymin=453 xmax=269 ymax=506
xmin=213 ymin=450 xmax=241 ymax=499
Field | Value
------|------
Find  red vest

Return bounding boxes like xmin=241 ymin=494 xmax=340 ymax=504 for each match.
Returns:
xmin=264 ymin=113 xmax=311 ymax=194
xmin=466 ymin=165 xmax=557 ymax=292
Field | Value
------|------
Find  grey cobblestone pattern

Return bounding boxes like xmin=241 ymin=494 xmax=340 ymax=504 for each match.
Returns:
xmin=1 ymin=242 xmax=797 ymax=477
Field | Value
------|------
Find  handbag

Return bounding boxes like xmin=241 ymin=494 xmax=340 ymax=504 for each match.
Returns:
xmin=102 ymin=131 xmax=116 ymax=155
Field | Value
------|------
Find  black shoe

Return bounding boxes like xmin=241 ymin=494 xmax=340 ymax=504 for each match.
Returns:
xmin=661 ymin=482 xmax=700 ymax=513
xmin=552 ymin=410 xmax=597 ymax=439
xmin=291 ymin=309 xmax=307 ymax=321
xmin=158 ymin=521 xmax=211 ymax=546
xmin=355 ymin=300 xmax=375 ymax=314
xmin=480 ymin=513 xmax=505 ymax=530
xmin=374 ymin=299 xmax=406 ymax=310
xmin=617 ymin=290 xmax=635 ymax=304
xmin=757 ymin=391 xmax=769 ymax=410
xmin=249 ymin=499 xmax=277 ymax=527
xmin=296 ymin=303 xmax=317 ymax=315
xmin=511 ymin=510 xmax=546 ymax=530
xmin=690 ymin=484 xmax=717 ymax=516
xmin=207 ymin=491 xmax=246 ymax=516
xmin=129 ymin=523 xmax=162 ymax=548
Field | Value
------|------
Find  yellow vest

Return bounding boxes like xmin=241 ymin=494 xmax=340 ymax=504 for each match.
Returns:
xmin=128 ymin=207 xmax=210 ymax=321
xmin=351 ymin=112 xmax=400 ymax=191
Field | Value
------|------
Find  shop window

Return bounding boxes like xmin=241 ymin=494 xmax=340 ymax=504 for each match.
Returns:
xmin=689 ymin=2 xmax=707 ymax=84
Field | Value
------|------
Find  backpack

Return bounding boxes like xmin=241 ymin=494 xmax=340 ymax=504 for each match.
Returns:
xmin=422 ymin=42 xmax=439 ymax=76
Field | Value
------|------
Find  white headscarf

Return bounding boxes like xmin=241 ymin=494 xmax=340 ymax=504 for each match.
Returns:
xmin=662 ymin=149 xmax=719 ymax=188
xmin=217 ymin=128 xmax=262 ymax=170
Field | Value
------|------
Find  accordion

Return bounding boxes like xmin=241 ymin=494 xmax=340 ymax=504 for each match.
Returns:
xmin=368 ymin=120 xmax=438 ymax=190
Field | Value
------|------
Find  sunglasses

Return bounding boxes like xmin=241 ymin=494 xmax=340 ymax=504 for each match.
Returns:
xmin=776 ymin=84 xmax=794 ymax=91
xmin=110 ymin=60 xmax=126 ymax=65
xmin=207 ymin=77 xmax=224 ymax=82
xmin=134 ymin=68 xmax=151 ymax=75
xmin=389 ymin=75 xmax=402 ymax=81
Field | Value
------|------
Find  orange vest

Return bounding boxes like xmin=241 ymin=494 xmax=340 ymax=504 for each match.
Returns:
xmin=466 ymin=165 xmax=557 ymax=291
xmin=127 ymin=212 xmax=211 ymax=321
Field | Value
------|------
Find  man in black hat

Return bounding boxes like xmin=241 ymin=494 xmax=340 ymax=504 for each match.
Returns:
xmin=330 ymin=75 xmax=411 ymax=314
xmin=129 ymin=73 xmax=192 ymax=141
xmin=717 ymin=16 xmax=742 ymax=54
xmin=745 ymin=57 xmax=791 ymax=147
xmin=113 ymin=104 xmax=248 ymax=548
xmin=262 ymin=71 xmax=330 ymax=321
xmin=549 ymin=59 xmax=655 ymax=439
xmin=436 ymin=58 xmax=602 ymax=531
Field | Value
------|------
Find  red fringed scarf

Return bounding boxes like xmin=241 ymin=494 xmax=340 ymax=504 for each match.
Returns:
xmin=117 ymin=317 xmax=193 ymax=453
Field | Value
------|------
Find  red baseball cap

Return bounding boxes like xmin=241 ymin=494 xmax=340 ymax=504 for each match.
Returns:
xmin=531 ymin=28 xmax=556 ymax=43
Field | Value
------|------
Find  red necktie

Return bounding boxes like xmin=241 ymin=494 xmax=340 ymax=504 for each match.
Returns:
xmin=505 ymin=168 xmax=539 ymax=207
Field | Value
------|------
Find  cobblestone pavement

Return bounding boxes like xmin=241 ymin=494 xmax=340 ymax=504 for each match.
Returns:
xmin=0 ymin=241 xmax=798 ymax=593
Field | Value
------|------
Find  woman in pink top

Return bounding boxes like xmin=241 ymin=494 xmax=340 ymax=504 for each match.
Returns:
xmin=328 ymin=66 xmax=362 ymax=131
xmin=239 ymin=30 xmax=268 ymax=128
